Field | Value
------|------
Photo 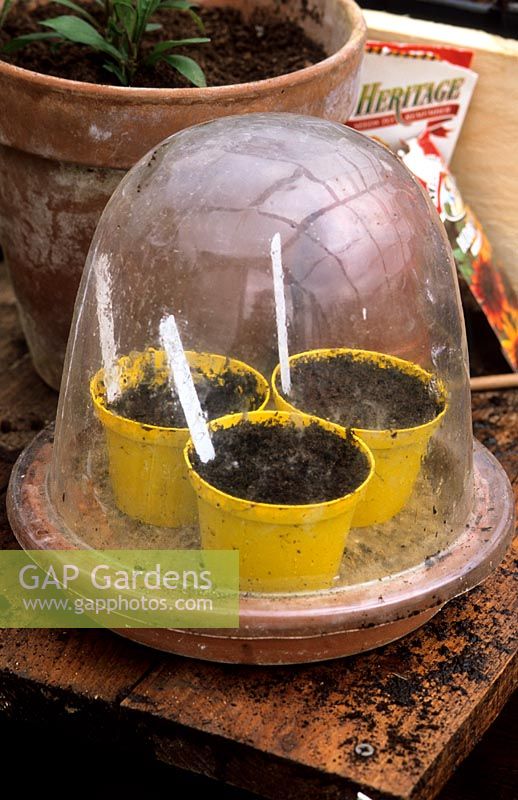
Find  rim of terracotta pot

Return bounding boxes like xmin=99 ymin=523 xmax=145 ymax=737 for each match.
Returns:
xmin=0 ymin=0 xmax=366 ymax=167
xmin=0 ymin=0 xmax=366 ymax=101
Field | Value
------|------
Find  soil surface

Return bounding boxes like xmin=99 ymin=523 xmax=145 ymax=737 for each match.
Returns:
xmin=190 ymin=418 xmax=370 ymax=504
xmin=109 ymin=365 xmax=262 ymax=427
xmin=0 ymin=3 xmax=327 ymax=88
xmin=279 ymin=354 xmax=444 ymax=430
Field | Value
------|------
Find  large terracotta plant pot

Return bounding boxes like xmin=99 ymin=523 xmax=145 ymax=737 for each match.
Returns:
xmin=0 ymin=0 xmax=365 ymax=389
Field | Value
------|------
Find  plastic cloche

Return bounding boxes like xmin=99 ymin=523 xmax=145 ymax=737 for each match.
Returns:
xmin=8 ymin=113 xmax=514 ymax=663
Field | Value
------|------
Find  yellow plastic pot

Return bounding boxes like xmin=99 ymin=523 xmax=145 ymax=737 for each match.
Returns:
xmin=272 ymin=349 xmax=447 ymax=528
xmin=91 ymin=349 xmax=270 ymax=528
xmin=184 ymin=410 xmax=375 ymax=593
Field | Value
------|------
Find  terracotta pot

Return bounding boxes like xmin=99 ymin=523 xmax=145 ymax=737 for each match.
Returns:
xmin=0 ymin=0 xmax=366 ymax=389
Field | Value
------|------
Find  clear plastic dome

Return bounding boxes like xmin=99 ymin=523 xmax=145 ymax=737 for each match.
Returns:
xmin=49 ymin=112 xmax=474 ymax=595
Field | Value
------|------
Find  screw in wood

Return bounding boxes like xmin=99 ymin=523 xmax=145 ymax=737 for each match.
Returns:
xmin=355 ymin=742 xmax=375 ymax=758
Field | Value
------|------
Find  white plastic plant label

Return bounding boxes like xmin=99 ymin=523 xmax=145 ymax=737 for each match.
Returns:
xmin=347 ymin=41 xmax=478 ymax=164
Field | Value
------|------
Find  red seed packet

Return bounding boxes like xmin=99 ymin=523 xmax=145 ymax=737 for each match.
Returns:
xmin=400 ymin=132 xmax=518 ymax=371
xmin=347 ymin=41 xmax=478 ymax=165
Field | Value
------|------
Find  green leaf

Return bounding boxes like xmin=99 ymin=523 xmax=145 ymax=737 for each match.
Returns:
xmin=159 ymin=0 xmax=205 ymax=26
xmin=144 ymin=0 xmax=163 ymax=13
xmin=160 ymin=0 xmax=195 ymax=9
xmin=133 ymin=0 xmax=161 ymax=44
xmin=186 ymin=9 xmax=204 ymax=33
xmin=145 ymin=22 xmax=162 ymax=32
xmin=162 ymin=54 xmax=206 ymax=87
xmin=114 ymin=3 xmax=136 ymax=41
xmin=146 ymin=36 xmax=209 ymax=64
xmin=1 ymin=31 xmax=59 ymax=54
xmin=0 ymin=0 xmax=13 ymax=29
xmin=51 ymin=0 xmax=98 ymax=26
xmin=102 ymin=59 xmax=128 ymax=85
xmin=40 ymin=16 xmax=122 ymax=60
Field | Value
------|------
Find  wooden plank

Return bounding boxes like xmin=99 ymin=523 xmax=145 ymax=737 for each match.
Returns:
xmin=120 ymin=551 xmax=517 ymax=800
xmin=0 ymin=261 xmax=13 ymax=304
xmin=0 ymin=354 xmax=57 ymax=462
xmin=0 ymin=468 xmax=160 ymax=740
xmin=0 ymin=261 xmax=159 ymax=739
xmin=0 ymin=490 xmax=20 ymax=548
xmin=363 ymin=10 xmax=518 ymax=296
xmin=437 ymin=691 xmax=518 ymax=800
xmin=0 ymin=464 xmax=12 ymax=494
xmin=0 ymin=257 xmax=515 ymax=796
xmin=0 ymin=629 xmax=161 ymax=759
xmin=0 ymin=472 xmax=158 ymax=734
xmin=0 ymin=627 xmax=156 ymax=706
xmin=471 ymin=389 xmax=518 ymax=485
xmin=120 ymin=390 xmax=517 ymax=800
xmin=0 ymin=265 xmax=57 ymax=462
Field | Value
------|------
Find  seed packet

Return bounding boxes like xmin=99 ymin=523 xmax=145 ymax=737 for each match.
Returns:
xmin=347 ymin=40 xmax=478 ymax=165
xmin=400 ymin=132 xmax=518 ymax=370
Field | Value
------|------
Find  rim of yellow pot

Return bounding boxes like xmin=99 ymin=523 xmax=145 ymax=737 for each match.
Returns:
xmin=91 ymin=348 xmax=270 ymax=446
xmin=271 ymin=348 xmax=448 ymax=449
xmin=184 ymin=409 xmax=375 ymax=524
